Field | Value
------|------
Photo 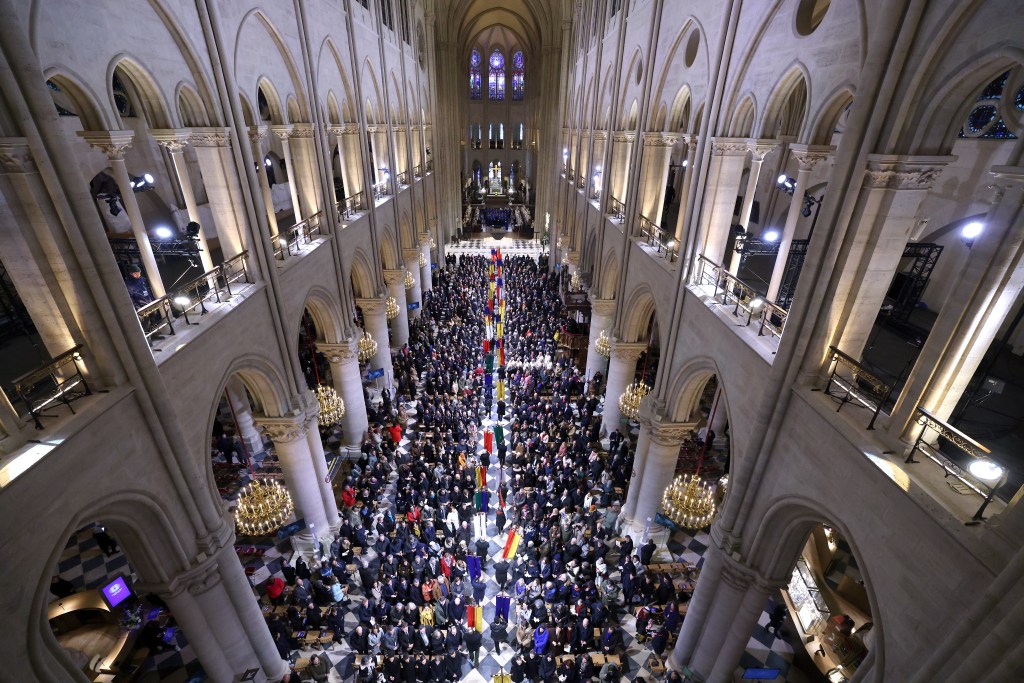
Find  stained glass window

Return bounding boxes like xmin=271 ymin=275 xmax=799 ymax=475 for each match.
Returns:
xmin=958 ymin=70 xmax=1019 ymax=140
xmin=488 ymin=50 xmax=505 ymax=101
xmin=469 ymin=50 xmax=482 ymax=100
xmin=512 ymin=51 xmax=525 ymax=101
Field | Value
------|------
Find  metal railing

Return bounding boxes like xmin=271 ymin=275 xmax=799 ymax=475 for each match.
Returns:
xmin=12 ymin=344 xmax=91 ymax=429
xmin=272 ymin=211 xmax=325 ymax=260
xmin=134 ymin=251 xmax=252 ymax=344
xmin=397 ymin=171 xmax=410 ymax=187
xmin=591 ymin=186 xmax=602 ymax=201
xmin=337 ymin=191 xmax=366 ymax=220
xmin=412 ymin=165 xmax=423 ymax=178
xmin=691 ymin=255 xmax=790 ymax=339
xmin=608 ymin=197 xmax=626 ymax=222
xmin=906 ymin=407 xmax=1004 ymax=521
xmin=636 ymin=215 xmax=678 ymax=262
xmin=372 ymin=179 xmax=392 ymax=200
xmin=425 ymin=160 xmax=433 ymax=173
xmin=822 ymin=345 xmax=892 ymax=430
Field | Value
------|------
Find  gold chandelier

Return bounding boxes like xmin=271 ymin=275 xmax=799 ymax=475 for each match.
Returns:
xmin=234 ymin=478 xmax=293 ymax=536
xmin=594 ymin=330 xmax=611 ymax=358
xmin=569 ymin=270 xmax=581 ymax=292
xmin=385 ymin=296 xmax=400 ymax=320
xmin=404 ymin=270 xmax=415 ymax=288
xmin=429 ymin=236 xmax=436 ymax=249
xmin=618 ymin=380 xmax=651 ymax=420
xmin=418 ymin=252 xmax=427 ymax=268
xmin=316 ymin=384 xmax=345 ymax=426
xmin=661 ymin=473 xmax=717 ymax=529
xmin=358 ymin=331 xmax=378 ymax=362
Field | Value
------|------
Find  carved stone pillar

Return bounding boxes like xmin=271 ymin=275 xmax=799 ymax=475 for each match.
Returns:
xmin=289 ymin=124 xmax=322 ymax=220
xmin=225 ymin=377 xmax=263 ymax=457
xmin=78 ymin=131 xmax=164 ymax=295
xmin=585 ymin=298 xmax=615 ymax=381
xmin=638 ymin=132 xmax=681 ymax=227
xmin=601 ymin=341 xmax=648 ymax=436
xmin=727 ymin=139 xmax=778 ymax=273
xmin=255 ymin=414 xmax=329 ymax=543
xmin=590 ymin=130 xmax=608 ymax=198
xmin=608 ymin=131 xmax=635 ymax=207
xmin=766 ymin=144 xmax=832 ymax=298
xmin=632 ymin=420 xmax=697 ymax=528
xmin=300 ymin=404 xmax=340 ymax=534
xmin=367 ymin=125 xmax=390 ymax=187
xmin=151 ymin=129 xmax=217 ymax=273
xmin=697 ymin=138 xmax=750 ymax=266
xmin=356 ymin=295 xmax=395 ymax=390
xmin=318 ymin=339 xmax=370 ymax=448
xmin=419 ymin=239 xmax=433 ymax=293
xmin=394 ymin=126 xmax=409 ymax=176
xmin=334 ymin=124 xmax=366 ymax=209
xmin=248 ymin=125 xmax=279 ymax=236
xmin=383 ymin=268 xmax=410 ymax=348
xmin=271 ymin=125 xmax=303 ymax=223
xmin=190 ymin=127 xmax=250 ymax=259
xmin=672 ymin=135 xmax=699 ymax=242
xmin=621 ymin=411 xmax=652 ymax=522
xmin=403 ymin=249 xmax=423 ymax=318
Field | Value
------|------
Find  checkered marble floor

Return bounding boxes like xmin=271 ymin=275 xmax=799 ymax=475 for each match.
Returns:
xmin=445 ymin=237 xmax=544 ymax=256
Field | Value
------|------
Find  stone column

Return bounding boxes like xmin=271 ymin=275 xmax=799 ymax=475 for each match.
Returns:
xmin=578 ymin=130 xmax=592 ymax=186
xmin=590 ymin=131 xmax=608 ymax=199
xmin=766 ymin=145 xmax=832 ymax=299
xmin=368 ymin=125 xmax=390 ymax=188
xmin=248 ymin=125 xmax=279 ymax=236
xmin=403 ymin=249 xmax=423 ymax=318
xmin=697 ymin=138 xmax=750 ymax=266
xmin=419 ymin=239 xmax=433 ymax=293
xmin=255 ymin=414 xmax=329 ymax=543
xmin=828 ymin=155 xmax=954 ymax=360
xmin=289 ymin=124 xmax=322 ymax=220
xmin=302 ymin=408 xmax=340 ymax=534
xmin=601 ymin=341 xmax=647 ymax=436
xmin=638 ymin=132 xmax=681 ymax=226
xmin=609 ymin=132 xmax=635 ymax=207
xmin=318 ymin=339 xmax=370 ymax=448
xmin=708 ymin=384 xmax=729 ymax=448
xmin=891 ymin=168 xmax=1024 ymax=434
xmin=394 ymin=126 xmax=409 ymax=176
xmin=151 ymin=129 xmax=216 ymax=273
xmin=336 ymin=124 xmax=366 ymax=208
xmin=356 ymin=295 xmax=395 ymax=390
xmin=271 ymin=125 xmax=302 ymax=223
xmin=670 ymin=538 xmax=725 ymax=671
xmin=622 ymin=413 xmax=652 ymax=522
xmin=585 ymin=298 xmax=615 ymax=381
xmin=225 ymin=377 xmax=264 ymax=457
xmin=189 ymin=128 xmax=250 ymax=259
xmin=632 ymin=420 xmax=695 ymax=528
xmin=383 ymin=268 xmax=410 ymax=348
xmin=411 ymin=125 xmax=423 ymax=170
xmin=727 ymin=140 xmax=778 ymax=273
xmin=672 ymin=135 xmax=699 ymax=242
xmin=78 ymin=131 xmax=164 ymax=295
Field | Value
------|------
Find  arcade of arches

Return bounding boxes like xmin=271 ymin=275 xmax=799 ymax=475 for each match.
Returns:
xmin=1 ymin=1 xmax=1024 ymax=682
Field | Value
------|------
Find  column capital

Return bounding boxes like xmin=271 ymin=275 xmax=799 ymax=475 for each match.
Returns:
xmin=610 ymin=341 xmax=647 ymax=362
xmin=611 ymin=131 xmax=636 ymax=144
xmin=291 ymin=123 xmax=315 ymax=139
xmin=710 ymin=137 xmax=750 ymax=156
xmin=137 ymin=551 xmax=223 ymax=599
xmin=864 ymin=154 xmax=956 ymax=190
xmin=565 ymin=251 xmax=580 ymax=266
xmin=356 ymin=295 xmax=388 ymax=313
xmin=746 ymin=138 xmax=778 ymax=160
xmin=332 ymin=123 xmax=361 ymax=135
xmin=990 ymin=165 xmax=1024 ymax=186
xmin=643 ymin=132 xmax=682 ymax=148
xmin=270 ymin=124 xmax=294 ymax=140
xmin=317 ymin=339 xmax=360 ymax=364
xmin=403 ymin=248 xmax=422 ymax=262
xmin=383 ymin=268 xmax=407 ymax=286
xmin=0 ymin=138 xmax=36 ymax=173
xmin=77 ymin=130 xmax=134 ymax=159
xmin=366 ymin=124 xmax=386 ymax=134
xmin=649 ymin=419 xmax=697 ymax=447
xmin=589 ymin=297 xmax=616 ymax=316
xmin=247 ymin=124 xmax=269 ymax=145
xmin=789 ymin=143 xmax=834 ymax=171
xmin=592 ymin=130 xmax=608 ymax=141
xmin=150 ymin=128 xmax=194 ymax=152
xmin=189 ymin=127 xmax=232 ymax=148
xmin=254 ymin=413 xmax=307 ymax=443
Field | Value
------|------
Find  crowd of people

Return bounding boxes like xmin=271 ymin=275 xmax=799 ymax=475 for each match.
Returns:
xmin=261 ymin=252 xmax=691 ymax=682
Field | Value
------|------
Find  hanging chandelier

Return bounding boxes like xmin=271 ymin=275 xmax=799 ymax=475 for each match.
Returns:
xmin=661 ymin=473 xmax=717 ymax=529
xmin=316 ymin=384 xmax=345 ymax=426
xmin=404 ymin=270 xmax=415 ymax=288
xmin=569 ymin=270 xmax=581 ymax=292
xmin=234 ymin=478 xmax=293 ymax=536
xmin=618 ymin=380 xmax=651 ymax=420
xmin=594 ymin=330 xmax=611 ymax=358
xmin=429 ymin=236 xmax=436 ymax=249
xmin=358 ymin=331 xmax=378 ymax=362
xmin=418 ymin=252 xmax=427 ymax=267
xmin=385 ymin=296 xmax=400 ymax=320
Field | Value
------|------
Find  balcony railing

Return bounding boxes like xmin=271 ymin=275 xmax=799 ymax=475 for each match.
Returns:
xmin=821 ymin=345 xmax=892 ymax=430
xmin=609 ymin=197 xmax=626 ymax=222
xmin=691 ymin=255 xmax=789 ymax=339
xmin=413 ymin=165 xmax=423 ymax=178
xmin=906 ymin=407 xmax=1005 ymax=521
xmin=426 ymin=160 xmax=433 ymax=173
xmin=134 ymin=251 xmax=252 ymax=343
xmin=272 ymin=211 xmax=325 ymax=260
xmin=337 ymin=191 xmax=366 ymax=220
xmin=397 ymin=171 xmax=410 ymax=187
xmin=372 ymin=179 xmax=392 ymax=200
xmin=636 ymin=215 xmax=678 ymax=262
xmin=12 ymin=344 xmax=91 ymax=430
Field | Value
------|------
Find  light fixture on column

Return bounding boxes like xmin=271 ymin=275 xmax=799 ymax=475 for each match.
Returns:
xmin=617 ymin=380 xmax=651 ymax=421
xmin=661 ymin=473 xmax=716 ymax=529
xmin=762 ymin=229 xmax=780 ymax=242
xmin=595 ymin=330 xmax=611 ymax=358
xmin=418 ymin=253 xmax=427 ymax=268
xmin=385 ymin=296 xmax=400 ymax=320
xmin=404 ymin=270 xmax=415 ymax=288
xmin=429 ymin=236 xmax=436 ymax=249
xmin=961 ymin=221 xmax=984 ymax=248
xmin=358 ymin=331 xmax=378 ymax=362
xmin=777 ymin=174 xmax=796 ymax=193
xmin=234 ymin=478 xmax=293 ymax=536
xmin=315 ymin=384 xmax=346 ymax=426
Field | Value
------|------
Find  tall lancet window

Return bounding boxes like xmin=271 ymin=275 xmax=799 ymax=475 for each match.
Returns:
xmin=469 ymin=49 xmax=482 ymax=99
xmin=488 ymin=50 xmax=505 ymax=101
xmin=512 ymin=51 xmax=525 ymax=101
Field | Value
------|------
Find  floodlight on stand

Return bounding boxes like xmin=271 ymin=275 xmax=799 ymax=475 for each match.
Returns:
xmin=357 ymin=331 xmax=378 ymax=362
xmin=154 ymin=226 xmax=174 ymax=240
xmin=682 ymin=159 xmax=688 ymax=167
xmin=747 ymin=297 xmax=765 ymax=326
xmin=968 ymin=458 xmax=1004 ymax=481
xmin=315 ymin=384 xmax=345 ymax=426
xmin=173 ymin=295 xmax=191 ymax=307
xmin=961 ymin=221 xmax=984 ymax=247
xmin=385 ymin=296 xmax=399 ymax=320
xmin=763 ymin=229 xmax=780 ymax=242
xmin=234 ymin=478 xmax=293 ymax=536
xmin=594 ymin=330 xmax=611 ymax=358
xmin=186 ymin=221 xmax=201 ymax=239
xmin=404 ymin=270 xmax=415 ymax=288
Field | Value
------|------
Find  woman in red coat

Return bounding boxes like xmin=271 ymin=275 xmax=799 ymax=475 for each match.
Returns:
xmin=265 ymin=577 xmax=285 ymax=605
xmin=341 ymin=486 xmax=357 ymax=508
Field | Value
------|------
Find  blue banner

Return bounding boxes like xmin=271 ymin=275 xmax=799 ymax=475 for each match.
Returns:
xmin=408 ymin=301 xmax=420 ymax=310
xmin=276 ymin=518 xmax=307 ymax=540
xmin=367 ymin=367 xmax=385 ymax=380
